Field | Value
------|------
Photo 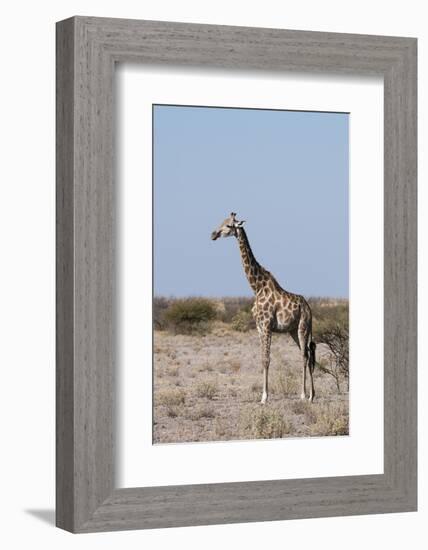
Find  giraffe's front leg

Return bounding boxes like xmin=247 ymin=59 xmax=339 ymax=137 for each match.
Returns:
xmin=261 ymin=367 xmax=268 ymax=405
xmin=259 ymin=329 xmax=272 ymax=405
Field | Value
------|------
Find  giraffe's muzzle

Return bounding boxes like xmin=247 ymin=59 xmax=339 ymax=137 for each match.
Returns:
xmin=211 ymin=230 xmax=220 ymax=240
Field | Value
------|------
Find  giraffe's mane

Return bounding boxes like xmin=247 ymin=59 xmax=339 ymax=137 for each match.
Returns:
xmin=264 ymin=269 xmax=286 ymax=293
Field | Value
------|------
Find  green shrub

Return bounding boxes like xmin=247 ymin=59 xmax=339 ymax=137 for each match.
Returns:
xmin=313 ymin=317 xmax=349 ymax=392
xmin=309 ymin=299 xmax=348 ymax=328
xmin=153 ymin=296 xmax=170 ymax=330
xmin=231 ymin=309 xmax=255 ymax=332
xmin=310 ymin=299 xmax=349 ymax=392
xmin=216 ymin=297 xmax=254 ymax=323
xmin=164 ymin=298 xmax=216 ymax=334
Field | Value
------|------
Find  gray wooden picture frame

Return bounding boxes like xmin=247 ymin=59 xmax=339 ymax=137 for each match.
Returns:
xmin=56 ymin=16 xmax=417 ymax=533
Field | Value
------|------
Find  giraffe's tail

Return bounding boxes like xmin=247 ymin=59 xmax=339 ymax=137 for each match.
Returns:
xmin=308 ymin=340 xmax=316 ymax=374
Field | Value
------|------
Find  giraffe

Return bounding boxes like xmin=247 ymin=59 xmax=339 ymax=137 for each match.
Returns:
xmin=211 ymin=212 xmax=316 ymax=404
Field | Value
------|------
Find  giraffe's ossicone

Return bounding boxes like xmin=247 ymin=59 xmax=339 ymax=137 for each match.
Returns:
xmin=211 ymin=212 xmax=316 ymax=404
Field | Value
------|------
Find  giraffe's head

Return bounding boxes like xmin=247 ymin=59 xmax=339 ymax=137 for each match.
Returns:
xmin=211 ymin=212 xmax=245 ymax=241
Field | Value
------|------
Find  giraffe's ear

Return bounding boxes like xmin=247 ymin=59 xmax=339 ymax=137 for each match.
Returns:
xmin=237 ymin=220 xmax=246 ymax=227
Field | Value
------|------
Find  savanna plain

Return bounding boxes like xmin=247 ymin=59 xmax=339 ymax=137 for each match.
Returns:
xmin=153 ymin=297 xmax=349 ymax=444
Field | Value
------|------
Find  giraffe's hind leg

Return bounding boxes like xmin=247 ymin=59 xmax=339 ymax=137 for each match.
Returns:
xmin=297 ymin=322 xmax=315 ymax=402
xmin=290 ymin=331 xmax=306 ymax=399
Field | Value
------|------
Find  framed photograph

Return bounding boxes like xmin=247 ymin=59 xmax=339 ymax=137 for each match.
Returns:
xmin=56 ymin=16 xmax=417 ymax=532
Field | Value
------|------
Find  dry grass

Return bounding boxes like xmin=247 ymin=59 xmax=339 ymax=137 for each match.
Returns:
xmin=156 ymin=388 xmax=186 ymax=407
xmin=153 ymin=320 xmax=349 ymax=444
xmin=240 ymin=405 xmax=291 ymax=439
xmin=195 ymin=380 xmax=219 ymax=400
xmin=166 ymin=366 xmax=180 ymax=377
xmin=273 ymin=369 xmax=299 ymax=398
xmin=186 ymin=405 xmax=216 ymax=421
xmin=156 ymin=388 xmax=187 ymax=419
xmin=306 ymin=401 xmax=349 ymax=436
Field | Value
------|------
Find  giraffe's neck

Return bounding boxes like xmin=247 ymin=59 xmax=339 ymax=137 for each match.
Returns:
xmin=236 ymin=228 xmax=265 ymax=294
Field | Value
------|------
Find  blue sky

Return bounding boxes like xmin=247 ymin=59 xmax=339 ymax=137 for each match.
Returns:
xmin=153 ymin=105 xmax=349 ymax=298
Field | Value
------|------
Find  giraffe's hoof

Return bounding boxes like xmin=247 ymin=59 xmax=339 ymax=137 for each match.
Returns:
xmin=260 ymin=393 xmax=268 ymax=405
xmin=300 ymin=392 xmax=307 ymax=400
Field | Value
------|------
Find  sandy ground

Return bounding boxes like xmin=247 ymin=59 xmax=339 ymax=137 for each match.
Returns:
xmin=153 ymin=323 xmax=349 ymax=444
